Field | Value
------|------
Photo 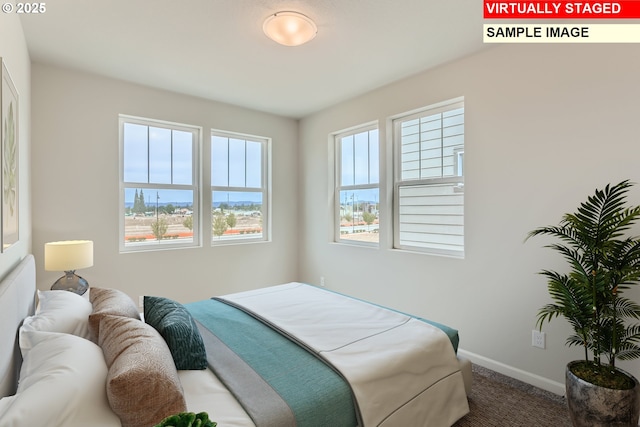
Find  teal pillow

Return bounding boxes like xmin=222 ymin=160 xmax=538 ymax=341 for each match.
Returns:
xmin=144 ymin=296 xmax=208 ymax=370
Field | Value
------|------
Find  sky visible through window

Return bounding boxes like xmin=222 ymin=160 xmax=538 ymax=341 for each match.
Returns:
xmin=123 ymin=125 xmax=263 ymax=209
xmin=340 ymin=129 xmax=379 ymax=204
xmin=211 ymin=135 xmax=263 ymax=207
xmin=123 ymin=123 xmax=195 ymax=208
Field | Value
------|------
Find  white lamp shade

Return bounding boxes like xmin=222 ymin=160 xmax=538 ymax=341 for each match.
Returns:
xmin=263 ymin=11 xmax=317 ymax=46
xmin=44 ymin=240 xmax=94 ymax=271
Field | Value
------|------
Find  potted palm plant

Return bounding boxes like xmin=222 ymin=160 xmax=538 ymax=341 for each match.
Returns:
xmin=527 ymin=180 xmax=640 ymax=426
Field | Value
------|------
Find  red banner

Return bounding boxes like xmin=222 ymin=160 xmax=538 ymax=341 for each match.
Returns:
xmin=484 ymin=1 xmax=640 ymax=19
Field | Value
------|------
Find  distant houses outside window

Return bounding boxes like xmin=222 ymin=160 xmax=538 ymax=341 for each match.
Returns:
xmin=393 ymin=98 xmax=464 ymax=257
xmin=211 ymin=130 xmax=269 ymax=244
xmin=119 ymin=115 xmax=200 ymax=252
xmin=334 ymin=124 xmax=380 ymax=245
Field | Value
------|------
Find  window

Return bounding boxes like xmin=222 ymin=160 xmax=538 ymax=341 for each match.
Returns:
xmin=335 ymin=124 xmax=379 ymax=245
xmin=119 ymin=115 xmax=200 ymax=252
xmin=393 ymin=98 xmax=464 ymax=256
xmin=211 ymin=130 xmax=269 ymax=244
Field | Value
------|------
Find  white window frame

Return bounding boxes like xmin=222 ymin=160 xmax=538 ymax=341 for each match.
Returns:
xmin=119 ymin=115 xmax=201 ymax=253
xmin=393 ymin=97 xmax=464 ymax=257
xmin=210 ymin=129 xmax=270 ymax=245
xmin=334 ymin=122 xmax=380 ymax=246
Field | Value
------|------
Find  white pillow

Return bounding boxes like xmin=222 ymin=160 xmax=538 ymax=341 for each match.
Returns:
xmin=19 ymin=290 xmax=92 ymax=349
xmin=0 ymin=330 xmax=120 ymax=427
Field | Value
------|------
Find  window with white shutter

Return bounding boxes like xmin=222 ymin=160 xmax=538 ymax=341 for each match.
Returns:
xmin=393 ymin=98 xmax=464 ymax=256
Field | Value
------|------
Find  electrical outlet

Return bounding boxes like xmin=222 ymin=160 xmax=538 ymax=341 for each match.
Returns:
xmin=532 ymin=330 xmax=546 ymax=349
xmin=320 ymin=276 xmax=325 ymax=287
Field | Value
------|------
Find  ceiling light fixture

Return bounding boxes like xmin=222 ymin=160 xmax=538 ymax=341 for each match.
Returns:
xmin=263 ymin=11 xmax=317 ymax=47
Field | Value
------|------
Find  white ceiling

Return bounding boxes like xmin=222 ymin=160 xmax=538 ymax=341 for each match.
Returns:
xmin=20 ymin=0 xmax=488 ymax=118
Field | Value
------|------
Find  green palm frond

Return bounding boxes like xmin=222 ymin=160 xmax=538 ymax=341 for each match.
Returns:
xmin=610 ymin=325 xmax=640 ymax=361
xmin=545 ymin=244 xmax=589 ymax=276
xmin=568 ymin=180 xmax=636 ymax=244
xmin=537 ymin=271 xmax=591 ymax=331
xmin=566 ymin=333 xmax=589 ymax=348
xmin=605 ymin=239 xmax=640 ymax=289
xmin=611 ymin=297 xmax=640 ymax=320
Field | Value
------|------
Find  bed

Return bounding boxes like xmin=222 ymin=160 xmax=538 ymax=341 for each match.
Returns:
xmin=0 ymin=255 xmax=471 ymax=427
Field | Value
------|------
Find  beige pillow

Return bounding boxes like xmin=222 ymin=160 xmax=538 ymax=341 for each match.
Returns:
xmin=98 ymin=315 xmax=187 ymax=427
xmin=88 ymin=287 xmax=140 ymax=342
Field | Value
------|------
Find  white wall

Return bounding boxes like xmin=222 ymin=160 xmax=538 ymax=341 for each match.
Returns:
xmin=298 ymin=43 xmax=640 ymax=393
xmin=0 ymin=13 xmax=32 ymax=275
xmin=31 ymin=63 xmax=299 ymax=304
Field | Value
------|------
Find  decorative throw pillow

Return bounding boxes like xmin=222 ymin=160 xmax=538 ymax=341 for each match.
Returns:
xmin=98 ymin=315 xmax=187 ymax=427
xmin=88 ymin=287 xmax=140 ymax=342
xmin=19 ymin=290 xmax=92 ymax=349
xmin=144 ymin=296 xmax=208 ymax=370
xmin=0 ymin=330 xmax=121 ymax=427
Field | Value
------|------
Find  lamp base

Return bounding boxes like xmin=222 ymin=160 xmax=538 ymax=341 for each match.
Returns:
xmin=51 ymin=270 xmax=89 ymax=295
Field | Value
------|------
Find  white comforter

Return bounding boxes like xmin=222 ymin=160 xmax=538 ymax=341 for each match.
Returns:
xmin=221 ymin=282 xmax=469 ymax=427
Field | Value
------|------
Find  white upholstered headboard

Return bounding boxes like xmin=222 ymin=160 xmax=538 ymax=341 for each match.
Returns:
xmin=0 ymin=255 xmax=36 ymax=397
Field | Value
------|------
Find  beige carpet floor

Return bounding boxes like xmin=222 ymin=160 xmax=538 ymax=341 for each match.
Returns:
xmin=453 ymin=364 xmax=572 ymax=426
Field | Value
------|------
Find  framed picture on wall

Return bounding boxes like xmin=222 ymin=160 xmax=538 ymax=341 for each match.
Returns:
xmin=1 ymin=59 xmax=19 ymax=251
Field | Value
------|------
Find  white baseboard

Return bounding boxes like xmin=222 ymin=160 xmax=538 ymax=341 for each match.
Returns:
xmin=457 ymin=349 xmax=566 ymax=396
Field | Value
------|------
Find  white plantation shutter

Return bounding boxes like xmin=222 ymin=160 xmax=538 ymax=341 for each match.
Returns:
xmin=397 ymin=182 xmax=464 ymax=252
xmin=394 ymin=99 xmax=464 ymax=256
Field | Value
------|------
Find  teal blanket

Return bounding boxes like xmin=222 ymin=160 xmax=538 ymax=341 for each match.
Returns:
xmin=185 ymin=299 xmax=358 ymax=427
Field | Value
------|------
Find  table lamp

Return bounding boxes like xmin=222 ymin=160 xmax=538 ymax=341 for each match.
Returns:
xmin=44 ymin=240 xmax=93 ymax=295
